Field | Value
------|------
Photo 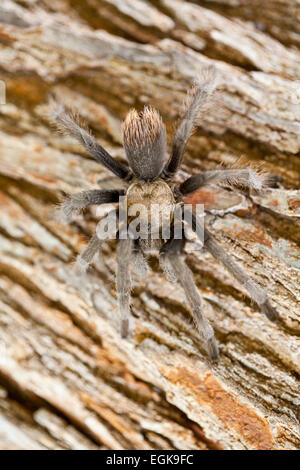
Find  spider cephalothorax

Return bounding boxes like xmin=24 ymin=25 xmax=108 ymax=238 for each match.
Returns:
xmin=123 ymin=106 xmax=166 ymax=181
xmin=52 ymin=66 xmax=279 ymax=362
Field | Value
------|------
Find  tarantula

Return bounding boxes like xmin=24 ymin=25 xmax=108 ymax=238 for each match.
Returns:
xmin=52 ymin=67 xmax=278 ymax=362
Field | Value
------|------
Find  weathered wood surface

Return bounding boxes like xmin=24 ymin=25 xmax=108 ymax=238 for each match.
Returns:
xmin=0 ymin=0 xmax=299 ymax=450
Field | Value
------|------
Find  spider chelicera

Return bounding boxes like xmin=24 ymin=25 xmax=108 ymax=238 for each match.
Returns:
xmin=52 ymin=67 xmax=278 ymax=362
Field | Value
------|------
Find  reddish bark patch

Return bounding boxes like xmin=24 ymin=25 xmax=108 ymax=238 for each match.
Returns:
xmin=232 ymin=224 xmax=272 ymax=247
xmin=0 ymin=29 xmax=15 ymax=44
xmin=267 ymin=199 xmax=279 ymax=208
xmin=183 ymin=188 xmax=217 ymax=207
xmin=288 ymin=197 xmax=300 ymax=212
xmin=0 ymin=191 xmax=10 ymax=205
xmin=165 ymin=368 xmax=274 ymax=450
xmin=31 ymin=173 xmax=55 ymax=184
xmin=7 ymin=77 xmax=48 ymax=105
xmin=182 ymin=187 xmax=245 ymax=213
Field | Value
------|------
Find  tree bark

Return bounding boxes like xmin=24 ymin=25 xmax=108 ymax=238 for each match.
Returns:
xmin=0 ymin=0 xmax=299 ymax=450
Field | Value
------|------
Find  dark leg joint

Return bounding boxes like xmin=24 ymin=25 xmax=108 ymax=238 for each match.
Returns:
xmin=160 ymin=237 xmax=186 ymax=255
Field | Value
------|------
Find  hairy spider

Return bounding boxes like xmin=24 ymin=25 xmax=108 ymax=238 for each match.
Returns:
xmin=52 ymin=66 xmax=279 ymax=362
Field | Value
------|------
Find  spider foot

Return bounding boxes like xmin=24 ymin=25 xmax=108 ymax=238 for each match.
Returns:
xmin=206 ymin=336 xmax=220 ymax=363
xmin=260 ymin=300 xmax=279 ymax=322
xmin=121 ymin=318 xmax=129 ymax=338
xmin=268 ymin=173 xmax=282 ymax=188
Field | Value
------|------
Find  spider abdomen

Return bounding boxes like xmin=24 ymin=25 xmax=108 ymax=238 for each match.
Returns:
xmin=126 ymin=179 xmax=175 ymax=239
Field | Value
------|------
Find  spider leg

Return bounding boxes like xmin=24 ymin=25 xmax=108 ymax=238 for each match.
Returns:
xmin=59 ymin=189 xmax=124 ymax=223
xmin=74 ymin=234 xmax=103 ymax=277
xmin=75 ymin=209 xmax=119 ymax=276
xmin=116 ymin=238 xmax=133 ymax=338
xmin=161 ymin=66 xmax=217 ymax=180
xmin=159 ymin=236 xmax=184 ymax=282
xmin=204 ymin=235 xmax=279 ymax=321
xmin=160 ymin=238 xmax=219 ymax=362
xmin=187 ymin=210 xmax=279 ymax=321
xmin=177 ymin=168 xmax=277 ymax=197
xmin=132 ymin=240 xmax=148 ymax=277
xmin=51 ymin=105 xmax=132 ymax=181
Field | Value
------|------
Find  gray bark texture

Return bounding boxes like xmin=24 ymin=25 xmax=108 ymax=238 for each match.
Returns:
xmin=0 ymin=0 xmax=299 ymax=450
